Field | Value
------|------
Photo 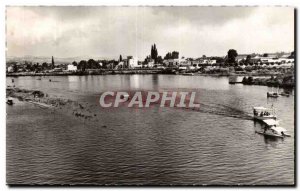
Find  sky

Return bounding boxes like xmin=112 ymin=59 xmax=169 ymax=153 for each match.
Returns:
xmin=6 ymin=6 xmax=294 ymax=59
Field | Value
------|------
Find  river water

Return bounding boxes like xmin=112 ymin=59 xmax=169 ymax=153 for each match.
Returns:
xmin=6 ymin=75 xmax=294 ymax=185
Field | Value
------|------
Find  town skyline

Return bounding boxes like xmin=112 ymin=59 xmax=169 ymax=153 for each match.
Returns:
xmin=6 ymin=6 xmax=294 ymax=59
xmin=6 ymin=49 xmax=294 ymax=63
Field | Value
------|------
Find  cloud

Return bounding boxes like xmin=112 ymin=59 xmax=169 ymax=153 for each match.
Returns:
xmin=6 ymin=6 xmax=294 ymax=59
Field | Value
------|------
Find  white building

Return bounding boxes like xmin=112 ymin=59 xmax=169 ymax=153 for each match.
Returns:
xmin=144 ymin=58 xmax=155 ymax=68
xmin=116 ymin=61 xmax=125 ymax=69
xmin=260 ymin=57 xmax=277 ymax=63
xmin=7 ymin=66 xmax=14 ymax=73
xmin=278 ymin=58 xmax=294 ymax=64
xmin=67 ymin=64 xmax=77 ymax=71
xmin=147 ymin=60 xmax=155 ymax=68
xmin=128 ymin=57 xmax=139 ymax=68
xmin=163 ymin=59 xmax=181 ymax=66
xmin=199 ymin=59 xmax=217 ymax=65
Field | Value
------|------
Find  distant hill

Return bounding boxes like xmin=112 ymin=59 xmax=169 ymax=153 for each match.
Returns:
xmin=6 ymin=55 xmax=115 ymax=65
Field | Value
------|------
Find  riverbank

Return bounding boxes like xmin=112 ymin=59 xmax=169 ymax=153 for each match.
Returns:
xmin=241 ymin=75 xmax=294 ymax=88
xmin=6 ymin=68 xmax=167 ymax=76
xmin=6 ymin=68 xmax=295 ymax=88
xmin=6 ymin=67 xmax=292 ymax=77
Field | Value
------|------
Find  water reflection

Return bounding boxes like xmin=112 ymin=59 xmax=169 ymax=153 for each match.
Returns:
xmin=130 ymin=75 xmax=140 ymax=89
xmin=263 ymin=136 xmax=284 ymax=145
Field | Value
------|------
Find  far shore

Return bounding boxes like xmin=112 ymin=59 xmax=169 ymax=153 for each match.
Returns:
xmin=6 ymin=68 xmax=294 ymax=88
xmin=6 ymin=68 xmax=289 ymax=77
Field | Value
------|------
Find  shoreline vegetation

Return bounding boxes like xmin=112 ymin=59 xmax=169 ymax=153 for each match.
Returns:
xmin=5 ymin=67 xmax=293 ymax=76
xmin=241 ymin=76 xmax=294 ymax=88
xmin=7 ymin=68 xmax=295 ymax=88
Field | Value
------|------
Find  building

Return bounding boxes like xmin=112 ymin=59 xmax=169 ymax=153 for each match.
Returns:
xmin=145 ymin=58 xmax=155 ymax=68
xmin=163 ymin=58 xmax=180 ymax=67
xmin=198 ymin=58 xmax=217 ymax=66
xmin=127 ymin=56 xmax=139 ymax=68
xmin=67 ymin=64 xmax=77 ymax=71
xmin=236 ymin=54 xmax=248 ymax=63
xmin=259 ymin=57 xmax=277 ymax=63
xmin=7 ymin=66 xmax=14 ymax=73
xmin=116 ymin=61 xmax=125 ymax=69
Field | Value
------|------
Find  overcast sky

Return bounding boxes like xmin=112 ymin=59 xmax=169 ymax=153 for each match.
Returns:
xmin=6 ymin=6 xmax=294 ymax=59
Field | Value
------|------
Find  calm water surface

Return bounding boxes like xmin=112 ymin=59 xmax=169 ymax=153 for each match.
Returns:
xmin=6 ymin=75 xmax=294 ymax=185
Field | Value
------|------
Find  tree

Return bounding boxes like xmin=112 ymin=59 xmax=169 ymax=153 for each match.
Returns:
xmin=12 ymin=64 xmax=18 ymax=72
xmin=151 ymin=45 xmax=153 ymax=57
xmin=87 ymin=59 xmax=100 ymax=69
xmin=164 ymin=52 xmax=171 ymax=59
xmin=227 ymin=49 xmax=238 ymax=63
xmin=171 ymin=51 xmax=179 ymax=59
xmin=153 ymin=44 xmax=158 ymax=61
xmin=51 ymin=56 xmax=55 ymax=69
xmin=215 ymin=57 xmax=225 ymax=64
xmin=157 ymin=56 xmax=163 ymax=64
xmin=246 ymin=55 xmax=251 ymax=62
xmin=289 ymin=51 xmax=295 ymax=59
xmin=33 ymin=62 xmax=41 ymax=72
xmin=42 ymin=62 xmax=48 ymax=70
xmin=164 ymin=51 xmax=179 ymax=60
xmin=150 ymin=43 xmax=158 ymax=63
xmin=25 ymin=63 xmax=33 ymax=71
xmin=119 ymin=55 xmax=123 ymax=62
xmin=78 ymin=60 xmax=87 ymax=71
xmin=72 ymin=61 xmax=78 ymax=66
xmin=263 ymin=53 xmax=268 ymax=57
xmin=245 ymin=55 xmax=252 ymax=65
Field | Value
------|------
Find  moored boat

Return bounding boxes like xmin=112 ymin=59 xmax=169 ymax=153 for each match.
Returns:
xmin=279 ymin=92 xmax=290 ymax=97
xmin=267 ymin=87 xmax=279 ymax=98
xmin=6 ymin=98 xmax=14 ymax=105
xmin=253 ymin=106 xmax=276 ymax=121
xmin=255 ymin=119 xmax=290 ymax=138
xmin=267 ymin=92 xmax=279 ymax=98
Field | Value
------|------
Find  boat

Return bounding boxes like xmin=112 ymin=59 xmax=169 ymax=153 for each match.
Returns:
xmin=267 ymin=87 xmax=279 ymax=98
xmin=255 ymin=119 xmax=290 ymax=138
xmin=279 ymin=92 xmax=290 ymax=97
xmin=255 ymin=131 xmax=284 ymax=138
xmin=6 ymin=98 xmax=14 ymax=105
xmin=182 ymin=73 xmax=194 ymax=76
xmin=253 ymin=106 xmax=276 ymax=121
xmin=267 ymin=92 xmax=279 ymax=98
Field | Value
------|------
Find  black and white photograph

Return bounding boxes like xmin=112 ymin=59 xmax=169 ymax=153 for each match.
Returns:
xmin=5 ymin=5 xmax=295 ymax=186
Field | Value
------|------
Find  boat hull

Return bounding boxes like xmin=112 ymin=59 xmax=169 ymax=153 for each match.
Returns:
xmin=255 ymin=131 xmax=284 ymax=138
xmin=280 ymin=93 xmax=290 ymax=97
xmin=253 ymin=115 xmax=276 ymax=121
xmin=267 ymin=92 xmax=279 ymax=98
